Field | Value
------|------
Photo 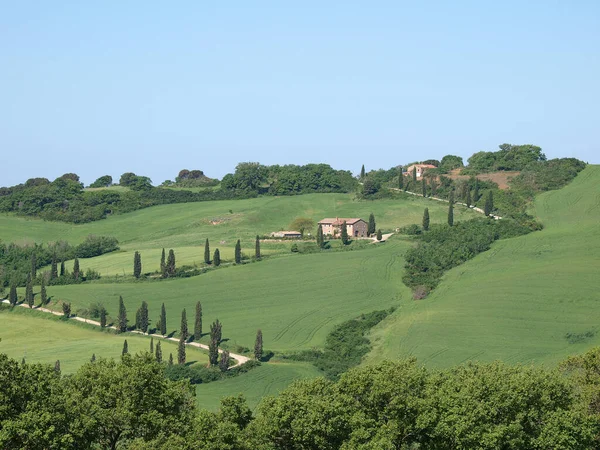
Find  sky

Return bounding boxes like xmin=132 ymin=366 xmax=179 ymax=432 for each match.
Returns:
xmin=1 ymin=1 xmax=599 ymax=186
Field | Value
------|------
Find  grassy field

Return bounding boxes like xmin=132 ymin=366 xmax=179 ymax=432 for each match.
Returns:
xmin=195 ymin=361 xmax=323 ymax=412
xmin=367 ymin=165 xmax=600 ymax=368
xmin=0 ymin=307 xmax=208 ymax=373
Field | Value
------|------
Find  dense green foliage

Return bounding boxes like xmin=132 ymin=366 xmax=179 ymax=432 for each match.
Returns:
xmin=467 ymin=143 xmax=546 ymax=172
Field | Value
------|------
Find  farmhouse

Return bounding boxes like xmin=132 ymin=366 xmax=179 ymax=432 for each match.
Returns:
xmin=270 ymin=230 xmax=302 ymax=238
xmin=318 ymin=218 xmax=368 ymax=237
xmin=404 ymin=164 xmax=436 ymax=179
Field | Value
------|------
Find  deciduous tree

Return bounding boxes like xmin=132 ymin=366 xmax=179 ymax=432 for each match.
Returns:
xmin=289 ymin=217 xmax=315 ymax=237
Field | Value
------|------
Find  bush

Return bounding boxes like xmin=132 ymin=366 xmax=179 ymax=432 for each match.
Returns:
xmin=75 ymin=235 xmax=119 ymax=258
xmin=399 ymin=224 xmax=422 ymax=235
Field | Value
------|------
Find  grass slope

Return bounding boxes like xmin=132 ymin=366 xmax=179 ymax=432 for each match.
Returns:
xmin=195 ymin=361 xmax=323 ymax=412
xmin=367 ymin=165 xmax=600 ymax=368
xmin=0 ymin=308 xmax=208 ymax=373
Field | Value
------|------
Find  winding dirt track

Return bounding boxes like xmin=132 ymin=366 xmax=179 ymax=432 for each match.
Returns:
xmin=0 ymin=299 xmax=250 ymax=367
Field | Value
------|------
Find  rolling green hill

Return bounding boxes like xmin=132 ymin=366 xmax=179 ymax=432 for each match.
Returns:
xmin=367 ymin=165 xmax=600 ymax=367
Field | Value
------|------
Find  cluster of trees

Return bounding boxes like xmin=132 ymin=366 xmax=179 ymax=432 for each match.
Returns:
xmin=172 ymin=169 xmax=218 ymax=188
xmin=4 ymin=347 xmax=600 ymax=449
xmin=221 ymin=162 xmax=357 ymax=195
xmin=466 ymin=143 xmax=547 ymax=173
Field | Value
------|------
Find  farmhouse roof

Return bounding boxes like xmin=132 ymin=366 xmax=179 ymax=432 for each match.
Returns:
xmin=318 ymin=218 xmax=365 ymax=225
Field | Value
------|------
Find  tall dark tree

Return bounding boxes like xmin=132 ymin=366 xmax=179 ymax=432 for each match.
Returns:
xmin=368 ymin=213 xmax=376 ymax=236
xmin=204 ymin=238 xmax=210 ymax=264
xmin=160 ymin=248 xmax=166 ymax=277
xmin=177 ymin=336 xmax=186 ymax=365
xmin=122 ymin=339 xmax=129 ymax=355
xmin=208 ymin=338 xmax=219 ymax=367
xmin=234 ymin=240 xmax=242 ymax=264
xmin=484 ymin=190 xmax=494 ymax=216
xmin=166 ymin=249 xmax=176 ymax=277
xmin=135 ymin=308 xmax=141 ymax=330
xmin=316 ymin=224 xmax=324 ymax=248
xmin=62 ymin=302 xmax=71 ymax=318
xmin=398 ymin=167 xmax=404 ymax=189
xmin=155 ymin=341 xmax=163 ymax=363
xmin=150 ymin=337 xmax=154 ymax=354
xmin=159 ymin=303 xmax=167 ymax=336
xmin=473 ymin=179 xmax=480 ymax=203
xmin=360 ymin=164 xmax=366 ymax=179
xmin=255 ymin=235 xmax=261 ymax=259
xmin=219 ymin=350 xmax=230 ymax=372
xmin=211 ymin=319 xmax=222 ymax=344
xmin=213 ymin=249 xmax=221 ymax=267
xmin=54 ymin=360 xmax=61 ymax=374
xmin=118 ymin=296 xmax=127 ymax=333
xmin=194 ymin=301 xmax=202 ymax=341
xmin=133 ymin=251 xmax=142 ymax=278
xmin=50 ymin=254 xmax=58 ymax=280
xmin=9 ymin=280 xmax=17 ymax=306
xmin=376 ymin=229 xmax=383 ymax=241
xmin=254 ymin=329 xmax=263 ymax=361
xmin=73 ymin=258 xmax=80 ymax=281
xmin=40 ymin=278 xmax=47 ymax=306
xmin=422 ymin=178 xmax=427 ymax=197
xmin=423 ymin=208 xmax=430 ymax=231
xmin=448 ymin=191 xmax=455 ymax=227
xmin=412 ymin=166 xmax=417 ymax=183
xmin=139 ymin=301 xmax=149 ymax=333
xmin=91 ymin=353 xmax=96 ymax=363
xmin=25 ymin=273 xmax=34 ymax=308
xmin=31 ymin=252 xmax=37 ymax=278
xmin=340 ymin=221 xmax=349 ymax=245
xmin=168 ymin=353 xmax=174 ymax=365
xmin=466 ymin=189 xmax=472 ymax=208
xmin=100 ymin=307 xmax=107 ymax=328
xmin=180 ymin=308 xmax=188 ymax=341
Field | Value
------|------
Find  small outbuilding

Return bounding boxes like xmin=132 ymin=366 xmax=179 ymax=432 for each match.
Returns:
xmin=318 ymin=218 xmax=368 ymax=238
xmin=270 ymin=230 xmax=302 ymax=238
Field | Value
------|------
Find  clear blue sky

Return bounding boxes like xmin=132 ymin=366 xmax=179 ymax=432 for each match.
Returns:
xmin=1 ymin=1 xmax=598 ymax=186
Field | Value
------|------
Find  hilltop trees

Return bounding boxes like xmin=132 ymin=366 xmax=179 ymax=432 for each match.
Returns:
xmin=423 ymin=208 xmax=430 ymax=231
xmin=118 ymin=296 xmax=127 ymax=332
xmin=89 ymin=175 xmax=113 ymax=188
xmin=234 ymin=240 xmax=242 ymax=264
xmin=368 ymin=213 xmax=376 ymax=236
xmin=255 ymin=329 xmax=263 ymax=361
xmin=194 ymin=301 xmax=202 ymax=340
xmin=213 ymin=249 xmax=221 ymax=267
xmin=133 ymin=251 xmax=142 ymax=278
xmin=204 ymin=238 xmax=210 ymax=264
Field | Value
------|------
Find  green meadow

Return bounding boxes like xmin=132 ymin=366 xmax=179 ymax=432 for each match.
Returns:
xmin=367 ymin=165 xmax=600 ymax=368
xmin=0 ymin=307 xmax=208 ymax=373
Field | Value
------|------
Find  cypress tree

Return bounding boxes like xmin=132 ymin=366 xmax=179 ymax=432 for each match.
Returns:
xmin=50 ymin=254 xmax=58 ymax=280
xmin=180 ymin=308 xmax=188 ymax=341
xmin=9 ymin=280 xmax=17 ymax=306
xmin=376 ymin=229 xmax=383 ymax=241
xmin=360 ymin=164 xmax=366 ymax=179
xmin=100 ymin=307 xmax=107 ymax=328
xmin=368 ymin=213 xmax=376 ymax=236
xmin=160 ymin=303 xmax=167 ymax=336
xmin=166 ymin=249 xmax=176 ymax=277
xmin=211 ymin=319 xmax=222 ymax=344
xmin=412 ymin=166 xmax=417 ymax=183
xmin=22 ymin=357 xmax=26 ymax=365
xmin=135 ymin=308 xmax=141 ymax=330
xmin=160 ymin=248 xmax=166 ymax=277
xmin=122 ymin=339 xmax=128 ymax=355
xmin=91 ymin=353 xmax=96 ymax=363
xmin=466 ymin=189 xmax=472 ymax=208
xmin=133 ymin=251 xmax=142 ymax=278
xmin=155 ymin=341 xmax=163 ymax=363
xmin=177 ymin=336 xmax=186 ymax=365
xmin=118 ymin=296 xmax=127 ymax=333
xmin=60 ymin=260 xmax=65 ymax=277
xmin=423 ymin=208 xmax=430 ymax=231
xmin=73 ymin=258 xmax=80 ymax=281
xmin=204 ymin=238 xmax=210 ymax=264
xmin=54 ymin=360 xmax=61 ymax=374
xmin=25 ymin=273 xmax=33 ymax=308
xmin=31 ymin=252 xmax=37 ymax=278
xmin=150 ymin=337 xmax=154 ymax=353
xmin=340 ymin=221 xmax=349 ymax=245
xmin=398 ymin=167 xmax=403 ymax=189
xmin=234 ymin=240 xmax=242 ymax=264
xmin=194 ymin=301 xmax=202 ymax=340
xmin=40 ymin=278 xmax=47 ymax=306
xmin=213 ymin=249 xmax=221 ymax=267
xmin=254 ymin=329 xmax=263 ymax=361
xmin=484 ymin=190 xmax=494 ymax=216
xmin=219 ymin=350 xmax=230 ymax=372
xmin=317 ymin=224 xmax=324 ymax=248
xmin=168 ymin=353 xmax=173 ymax=366
xmin=255 ymin=235 xmax=261 ymax=259
xmin=208 ymin=337 xmax=219 ymax=366
xmin=139 ymin=301 xmax=149 ymax=333
xmin=422 ymin=178 xmax=427 ymax=197
xmin=448 ymin=191 xmax=455 ymax=227
xmin=62 ymin=302 xmax=71 ymax=318
xmin=473 ymin=179 xmax=480 ymax=203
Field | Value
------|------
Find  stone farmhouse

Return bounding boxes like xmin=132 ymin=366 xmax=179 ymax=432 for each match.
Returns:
xmin=404 ymin=164 xmax=436 ymax=179
xmin=318 ymin=218 xmax=368 ymax=238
